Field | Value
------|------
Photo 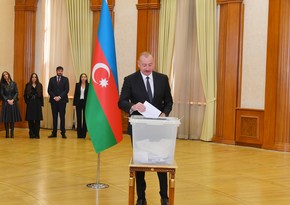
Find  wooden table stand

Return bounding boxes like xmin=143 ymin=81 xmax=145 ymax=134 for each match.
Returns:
xmin=128 ymin=159 xmax=177 ymax=205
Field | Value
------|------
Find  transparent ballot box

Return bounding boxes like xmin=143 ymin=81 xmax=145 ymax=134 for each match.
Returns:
xmin=129 ymin=116 xmax=180 ymax=164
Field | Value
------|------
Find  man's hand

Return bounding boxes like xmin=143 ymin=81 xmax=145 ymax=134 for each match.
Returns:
xmin=7 ymin=99 xmax=14 ymax=105
xmin=131 ymin=102 xmax=146 ymax=113
xmin=159 ymin=112 xmax=166 ymax=117
xmin=53 ymin=96 xmax=61 ymax=102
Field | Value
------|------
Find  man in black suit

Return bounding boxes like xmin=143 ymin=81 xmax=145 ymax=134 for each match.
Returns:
xmin=47 ymin=66 xmax=69 ymax=138
xmin=118 ymin=51 xmax=173 ymax=205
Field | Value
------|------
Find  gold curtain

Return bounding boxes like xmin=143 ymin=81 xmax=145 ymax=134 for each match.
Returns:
xmin=66 ymin=0 xmax=93 ymax=80
xmin=195 ymin=0 xmax=216 ymax=141
xmin=170 ymin=0 xmax=206 ymax=139
xmin=158 ymin=0 xmax=177 ymax=76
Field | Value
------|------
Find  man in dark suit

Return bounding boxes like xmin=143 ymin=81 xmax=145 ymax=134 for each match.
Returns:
xmin=118 ymin=51 xmax=173 ymax=205
xmin=47 ymin=66 xmax=69 ymax=139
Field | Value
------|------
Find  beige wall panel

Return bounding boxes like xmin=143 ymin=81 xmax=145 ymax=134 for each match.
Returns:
xmin=115 ymin=0 xmax=138 ymax=90
xmin=0 ymin=0 xmax=14 ymax=76
xmin=241 ymin=0 xmax=269 ymax=109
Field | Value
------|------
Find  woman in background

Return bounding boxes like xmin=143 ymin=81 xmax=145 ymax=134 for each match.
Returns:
xmin=73 ymin=73 xmax=89 ymax=138
xmin=24 ymin=73 xmax=44 ymax=139
xmin=0 ymin=71 xmax=22 ymax=138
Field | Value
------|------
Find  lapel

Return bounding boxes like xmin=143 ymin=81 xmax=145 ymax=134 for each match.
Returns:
xmin=151 ymin=72 xmax=157 ymax=102
xmin=135 ymin=71 xmax=149 ymax=101
xmin=136 ymin=71 xmax=147 ymax=95
xmin=85 ymin=83 xmax=89 ymax=96
xmin=79 ymin=83 xmax=84 ymax=95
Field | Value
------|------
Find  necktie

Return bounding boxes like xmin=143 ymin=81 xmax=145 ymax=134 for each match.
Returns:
xmin=146 ymin=76 xmax=153 ymax=103
xmin=57 ymin=76 xmax=60 ymax=85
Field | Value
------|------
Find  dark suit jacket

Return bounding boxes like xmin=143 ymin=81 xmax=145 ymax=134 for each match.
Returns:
xmin=118 ymin=71 xmax=173 ymax=118
xmin=73 ymin=82 xmax=89 ymax=106
xmin=47 ymin=75 xmax=69 ymax=103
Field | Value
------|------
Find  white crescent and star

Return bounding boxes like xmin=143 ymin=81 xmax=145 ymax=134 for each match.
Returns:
xmin=92 ymin=63 xmax=110 ymax=87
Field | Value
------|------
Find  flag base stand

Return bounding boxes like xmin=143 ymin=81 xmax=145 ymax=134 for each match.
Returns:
xmin=87 ymin=183 xmax=109 ymax=189
xmin=87 ymin=153 xmax=109 ymax=190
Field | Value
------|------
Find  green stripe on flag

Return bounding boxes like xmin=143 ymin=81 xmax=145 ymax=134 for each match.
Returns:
xmin=85 ymin=85 xmax=117 ymax=153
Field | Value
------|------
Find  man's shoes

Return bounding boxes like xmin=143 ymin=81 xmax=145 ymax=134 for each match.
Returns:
xmin=29 ymin=133 xmax=35 ymax=138
xmin=48 ymin=134 xmax=56 ymax=138
xmin=161 ymin=198 xmax=169 ymax=205
xmin=62 ymin=134 xmax=67 ymax=139
xmin=136 ymin=199 xmax=147 ymax=205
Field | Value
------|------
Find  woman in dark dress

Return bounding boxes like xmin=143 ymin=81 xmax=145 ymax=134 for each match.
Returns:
xmin=0 ymin=71 xmax=22 ymax=138
xmin=24 ymin=73 xmax=44 ymax=139
xmin=73 ymin=73 xmax=89 ymax=138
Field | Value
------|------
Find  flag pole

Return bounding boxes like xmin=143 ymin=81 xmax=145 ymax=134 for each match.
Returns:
xmin=86 ymin=153 xmax=109 ymax=189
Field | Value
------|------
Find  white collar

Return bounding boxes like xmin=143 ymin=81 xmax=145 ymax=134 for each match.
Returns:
xmin=140 ymin=72 xmax=153 ymax=80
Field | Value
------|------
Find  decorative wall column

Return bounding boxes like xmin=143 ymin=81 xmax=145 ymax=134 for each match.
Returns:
xmin=264 ymin=0 xmax=290 ymax=151
xmin=213 ymin=0 xmax=244 ymax=144
xmin=14 ymin=0 xmax=38 ymax=128
xmin=136 ymin=0 xmax=160 ymax=69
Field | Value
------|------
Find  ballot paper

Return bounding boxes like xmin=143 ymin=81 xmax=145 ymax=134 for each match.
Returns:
xmin=139 ymin=101 xmax=161 ymax=118
xmin=134 ymin=138 xmax=173 ymax=164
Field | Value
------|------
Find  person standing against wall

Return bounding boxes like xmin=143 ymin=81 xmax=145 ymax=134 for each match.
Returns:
xmin=0 ymin=71 xmax=22 ymax=138
xmin=73 ymin=73 xmax=89 ymax=138
xmin=24 ymin=73 xmax=44 ymax=139
xmin=47 ymin=66 xmax=69 ymax=139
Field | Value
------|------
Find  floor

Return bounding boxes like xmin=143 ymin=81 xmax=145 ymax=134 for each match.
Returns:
xmin=0 ymin=129 xmax=290 ymax=204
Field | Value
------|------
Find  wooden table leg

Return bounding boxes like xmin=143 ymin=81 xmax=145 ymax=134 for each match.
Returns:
xmin=168 ymin=171 xmax=175 ymax=205
xmin=129 ymin=160 xmax=177 ymax=205
xmin=129 ymin=169 xmax=135 ymax=205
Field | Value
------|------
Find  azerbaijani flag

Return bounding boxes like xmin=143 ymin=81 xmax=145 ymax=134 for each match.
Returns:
xmin=85 ymin=0 xmax=123 ymax=153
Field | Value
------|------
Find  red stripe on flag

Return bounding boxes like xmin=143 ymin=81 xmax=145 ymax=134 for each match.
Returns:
xmin=91 ymin=40 xmax=123 ymax=142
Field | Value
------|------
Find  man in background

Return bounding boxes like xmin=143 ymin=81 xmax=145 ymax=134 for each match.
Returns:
xmin=47 ymin=66 xmax=69 ymax=139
